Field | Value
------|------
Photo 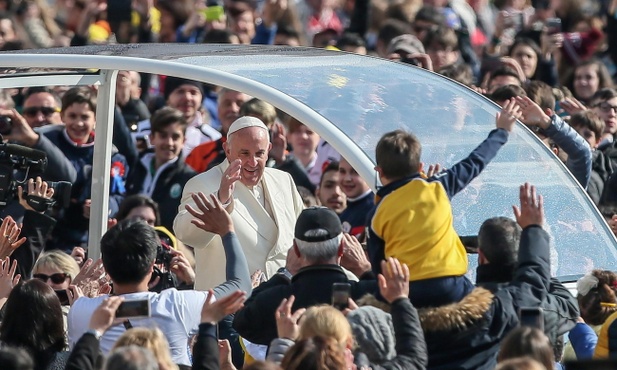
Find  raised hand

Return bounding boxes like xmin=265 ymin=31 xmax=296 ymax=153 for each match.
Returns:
xmin=88 ymin=296 xmax=125 ymax=334
xmin=558 ymin=97 xmax=587 ymax=117
xmin=185 ymin=192 xmax=234 ymax=235
xmin=496 ymin=98 xmax=522 ymax=132
xmin=218 ymin=159 xmax=242 ymax=205
xmin=0 ymin=216 xmax=26 ymax=259
xmin=378 ymin=257 xmax=410 ymax=304
xmin=201 ymin=289 xmax=246 ymax=324
xmin=269 ymin=123 xmax=287 ymax=164
xmin=0 ymin=257 xmax=20 ymax=301
xmin=512 ymin=182 xmax=544 ymax=229
xmin=340 ymin=233 xmax=371 ymax=278
xmin=275 ymin=295 xmax=306 ymax=340
xmin=514 ymin=96 xmax=551 ymax=128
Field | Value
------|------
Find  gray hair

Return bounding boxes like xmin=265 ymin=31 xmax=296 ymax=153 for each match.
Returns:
xmin=104 ymin=346 xmax=159 ymax=370
xmin=294 ymin=230 xmax=343 ymax=263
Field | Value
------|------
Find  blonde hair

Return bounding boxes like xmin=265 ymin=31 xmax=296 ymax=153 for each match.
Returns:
xmin=113 ymin=328 xmax=178 ymax=370
xmin=299 ymin=305 xmax=353 ymax=348
xmin=33 ymin=250 xmax=80 ymax=280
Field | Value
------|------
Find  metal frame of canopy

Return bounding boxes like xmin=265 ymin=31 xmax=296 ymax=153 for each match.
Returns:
xmin=0 ymin=45 xmax=373 ymax=259
xmin=0 ymin=44 xmax=614 ymax=284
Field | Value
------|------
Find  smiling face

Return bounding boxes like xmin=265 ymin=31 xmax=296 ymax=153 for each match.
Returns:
xmin=339 ymin=158 xmax=370 ymax=199
xmin=23 ymin=92 xmax=62 ymax=127
xmin=167 ymin=84 xmax=202 ymax=121
xmin=317 ymin=169 xmax=346 ymax=213
xmin=224 ymin=126 xmax=272 ymax=188
xmin=150 ymin=122 xmax=185 ymax=167
xmin=62 ymin=102 xmax=95 ymax=144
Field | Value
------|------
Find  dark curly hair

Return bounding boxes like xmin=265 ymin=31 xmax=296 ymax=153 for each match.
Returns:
xmin=577 ymin=269 xmax=617 ymax=325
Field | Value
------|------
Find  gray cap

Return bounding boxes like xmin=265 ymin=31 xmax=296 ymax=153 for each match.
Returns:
xmin=387 ymin=34 xmax=425 ymax=56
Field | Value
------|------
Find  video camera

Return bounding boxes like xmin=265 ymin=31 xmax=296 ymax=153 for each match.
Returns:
xmin=0 ymin=140 xmax=71 ymax=212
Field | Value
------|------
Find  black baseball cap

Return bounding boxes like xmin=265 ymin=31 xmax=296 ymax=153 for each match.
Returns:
xmin=295 ymin=206 xmax=343 ymax=242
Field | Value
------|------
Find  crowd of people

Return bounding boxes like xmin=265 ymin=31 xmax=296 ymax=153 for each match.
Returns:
xmin=0 ymin=0 xmax=616 ymax=369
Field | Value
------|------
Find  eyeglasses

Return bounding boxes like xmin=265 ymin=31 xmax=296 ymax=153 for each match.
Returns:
xmin=33 ymin=273 xmax=70 ymax=284
xmin=595 ymin=102 xmax=617 ymax=114
xmin=22 ymin=106 xmax=60 ymax=117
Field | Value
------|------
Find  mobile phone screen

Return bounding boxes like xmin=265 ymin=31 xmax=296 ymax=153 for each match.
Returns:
xmin=331 ymin=283 xmax=351 ymax=310
xmin=55 ymin=289 xmax=69 ymax=305
xmin=116 ymin=299 xmax=151 ymax=319
xmin=518 ymin=307 xmax=544 ymax=330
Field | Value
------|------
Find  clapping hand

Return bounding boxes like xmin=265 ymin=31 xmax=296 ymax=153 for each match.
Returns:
xmin=513 ymin=182 xmax=544 ymax=229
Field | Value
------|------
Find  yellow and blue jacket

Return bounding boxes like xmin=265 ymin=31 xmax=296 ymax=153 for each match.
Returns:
xmin=367 ymin=128 xmax=509 ymax=280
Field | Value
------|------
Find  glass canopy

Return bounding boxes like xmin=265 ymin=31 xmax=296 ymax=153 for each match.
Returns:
xmin=1 ymin=44 xmax=614 ymax=279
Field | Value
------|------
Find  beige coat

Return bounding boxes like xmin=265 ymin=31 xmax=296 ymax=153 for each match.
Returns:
xmin=174 ymin=160 xmax=304 ymax=290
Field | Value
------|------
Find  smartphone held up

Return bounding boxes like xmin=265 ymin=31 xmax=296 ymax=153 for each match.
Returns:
xmin=332 ymin=282 xmax=351 ymax=311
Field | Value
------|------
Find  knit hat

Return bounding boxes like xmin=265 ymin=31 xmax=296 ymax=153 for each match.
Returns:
xmin=163 ymin=76 xmax=204 ymax=101
xmin=347 ymin=306 xmax=396 ymax=364
xmin=294 ymin=206 xmax=343 ymax=242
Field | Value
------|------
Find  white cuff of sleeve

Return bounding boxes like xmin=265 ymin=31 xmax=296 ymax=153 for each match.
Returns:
xmin=216 ymin=191 xmax=232 ymax=207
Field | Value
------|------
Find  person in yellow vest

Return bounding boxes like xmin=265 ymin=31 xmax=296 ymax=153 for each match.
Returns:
xmin=367 ymin=99 xmax=521 ymax=308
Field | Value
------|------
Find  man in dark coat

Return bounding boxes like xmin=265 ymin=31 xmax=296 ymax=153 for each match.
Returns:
xmin=233 ymin=206 xmax=379 ymax=345
xmin=475 ymin=216 xmax=579 ymax=360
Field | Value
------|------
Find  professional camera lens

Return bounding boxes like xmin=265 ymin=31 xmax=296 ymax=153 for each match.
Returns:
xmin=0 ymin=116 xmax=12 ymax=136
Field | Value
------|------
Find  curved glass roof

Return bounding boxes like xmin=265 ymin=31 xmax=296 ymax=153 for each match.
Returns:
xmin=1 ymin=44 xmax=615 ymax=279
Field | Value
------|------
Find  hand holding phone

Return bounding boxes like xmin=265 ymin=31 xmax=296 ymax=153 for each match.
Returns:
xmin=545 ymin=18 xmax=562 ymax=35
xmin=201 ymin=5 xmax=224 ymax=22
xmin=116 ymin=298 xmax=151 ymax=319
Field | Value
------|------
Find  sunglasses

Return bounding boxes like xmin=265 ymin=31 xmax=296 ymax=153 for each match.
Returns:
xmin=22 ymin=106 xmax=60 ymax=117
xmin=33 ymin=272 xmax=70 ymax=284
xmin=595 ymin=102 xmax=617 ymax=114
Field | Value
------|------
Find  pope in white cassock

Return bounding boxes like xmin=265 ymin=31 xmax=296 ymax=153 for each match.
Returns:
xmin=174 ymin=116 xmax=304 ymax=290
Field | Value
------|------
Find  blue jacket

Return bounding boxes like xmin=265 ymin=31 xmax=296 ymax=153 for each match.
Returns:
xmin=544 ymin=114 xmax=592 ymax=189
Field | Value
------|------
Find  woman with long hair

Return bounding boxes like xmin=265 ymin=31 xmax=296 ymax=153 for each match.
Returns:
xmin=0 ymin=279 xmax=67 ymax=370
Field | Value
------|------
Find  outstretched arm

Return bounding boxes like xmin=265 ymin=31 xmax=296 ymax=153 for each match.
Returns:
xmin=184 ymin=192 xmax=252 ymax=298
xmin=432 ymin=100 xmax=519 ymax=197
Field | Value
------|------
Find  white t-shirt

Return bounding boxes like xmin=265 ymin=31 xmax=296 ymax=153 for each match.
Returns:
xmin=68 ymin=289 xmax=210 ymax=366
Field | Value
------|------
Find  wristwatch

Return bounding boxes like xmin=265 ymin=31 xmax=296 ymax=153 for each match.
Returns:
xmin=277 ymin=267 xmax=293 ymax=282
xmin=85 ymin=329 xmax=103 ymax=340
